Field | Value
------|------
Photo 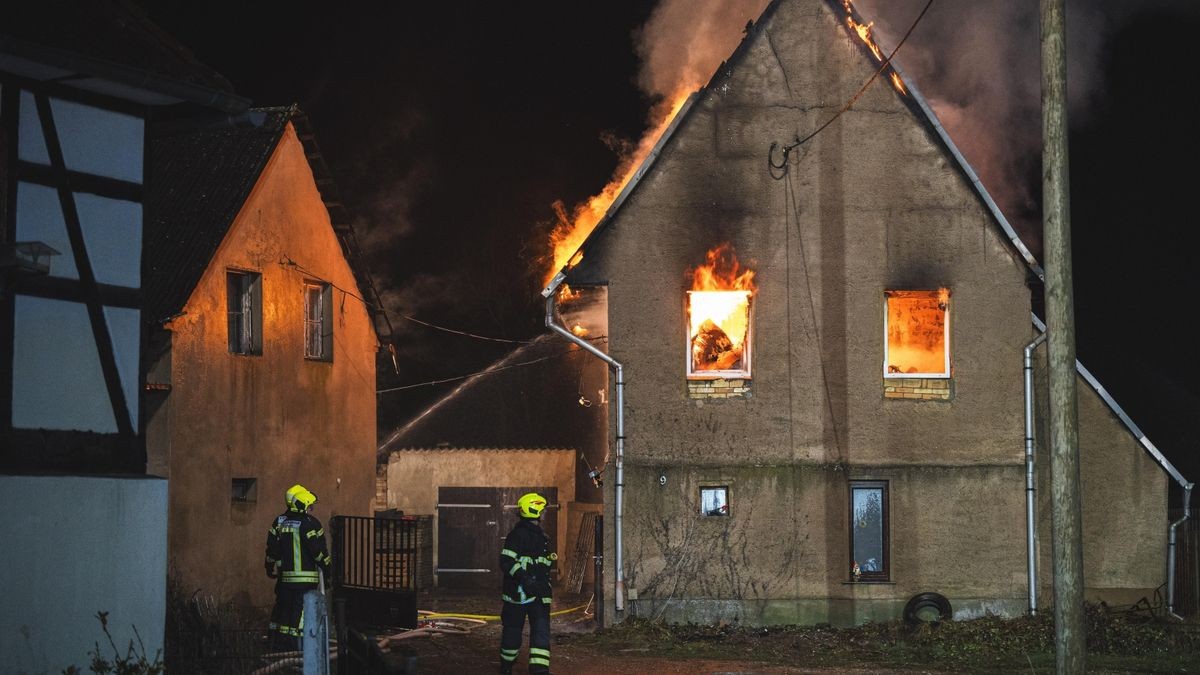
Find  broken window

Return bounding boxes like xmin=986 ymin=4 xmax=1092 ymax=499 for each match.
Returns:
xmin=304 ymin=281 xmax=333 ymax=361
xmin=687 ymin=291 xmax=752 ymax=379
xmin=849 ymin=480 xmax=889 ymax=581
xmin=700 ymin=486 xmax=730 ymax=517
xmin=227 ymin=270 xmax=262 ymax=355
xmin=884 ymin=289 xmax=949 ymax=378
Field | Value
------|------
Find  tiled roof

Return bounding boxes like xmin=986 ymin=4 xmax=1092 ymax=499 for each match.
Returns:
xmin=144 ymin=108 xmax=291 ymax=322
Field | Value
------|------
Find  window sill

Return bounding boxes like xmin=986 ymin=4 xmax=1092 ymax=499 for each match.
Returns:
xmin=841 ymin=580 xmax=895 ymax=585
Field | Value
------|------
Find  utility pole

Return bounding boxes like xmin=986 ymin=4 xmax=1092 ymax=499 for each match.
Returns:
xmin=1040 ymin=0 xmax=1085 ymax=672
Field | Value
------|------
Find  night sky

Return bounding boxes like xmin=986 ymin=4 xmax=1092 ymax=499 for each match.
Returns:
xmin=138 ymin=1 xmax=1200 ymax=482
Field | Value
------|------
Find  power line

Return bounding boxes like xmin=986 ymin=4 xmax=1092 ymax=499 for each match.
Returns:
xmin=376 ymin=343 xmax=603 ymax=394
xmin=398 ymin=313 xmax=534 ymax=344
xmin=769 ymin=0 xmax=934 ymax=173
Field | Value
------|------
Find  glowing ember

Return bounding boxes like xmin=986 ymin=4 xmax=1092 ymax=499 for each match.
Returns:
xmin=571 ymin=324 xmax=589 ymax=337
xmin=885 ymin=289 xmax=949 ymax=376
xmin=545 ymin=94 xmax=691 ymax=285
xmin=843 ymin=0 xmax=907 ymax=95
xmin=687 ymin=244 xmax=756 ymax=376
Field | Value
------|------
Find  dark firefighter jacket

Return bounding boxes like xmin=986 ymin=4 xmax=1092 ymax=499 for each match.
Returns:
xmin=265 ymin=509 xmax=331 ymax=586
xmin=500 ymin=518 xmax=554 ymax=604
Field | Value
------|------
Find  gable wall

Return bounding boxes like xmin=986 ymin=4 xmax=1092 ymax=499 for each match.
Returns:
xmin=583 ymin=0 xmax=1165 ymax=624
xmin=149 ymin=123 xmax=377 ymax=607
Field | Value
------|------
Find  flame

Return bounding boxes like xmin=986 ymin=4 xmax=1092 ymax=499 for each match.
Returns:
xmin=842 ymin=0 xmax=906 ymax=95
xmin=885 ymin=289 xmax=949 ymax=375
xmin=545 ymin=93 xmax=691 ymax=284
xmin=571 ymin=324 xmax=589 ymax=337
xmin=687 ymin=244 xmax=756 ymax=374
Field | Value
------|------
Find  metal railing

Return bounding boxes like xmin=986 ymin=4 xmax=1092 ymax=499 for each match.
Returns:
xmin=331 ymin=515 xmax=432 ymax=591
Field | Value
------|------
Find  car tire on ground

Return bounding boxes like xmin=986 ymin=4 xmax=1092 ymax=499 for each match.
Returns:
xmin=903 ymin=592 xmax=952 ymax=625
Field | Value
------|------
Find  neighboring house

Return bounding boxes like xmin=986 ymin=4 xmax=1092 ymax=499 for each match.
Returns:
xmin=144 ymin=106 xmax=387 ymax=608
xmin=542 ymin=0 xmax=1191 ymax=625
xmin=0 ymin=2 xmax=249 ymax=670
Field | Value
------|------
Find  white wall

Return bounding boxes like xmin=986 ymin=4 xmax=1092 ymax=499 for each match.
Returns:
xmin=0 ymin=476 xmax=167 ymax=674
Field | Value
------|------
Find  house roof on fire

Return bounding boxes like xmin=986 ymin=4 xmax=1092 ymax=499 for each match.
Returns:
xmin=562 ymin=0 xmax=1041 ymax=288
xmin=145 ymin=106 xmax=391 ymax=338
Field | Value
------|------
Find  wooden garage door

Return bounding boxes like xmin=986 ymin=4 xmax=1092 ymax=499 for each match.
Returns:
xmin=437 ymin=486 xmax=558 ymax=589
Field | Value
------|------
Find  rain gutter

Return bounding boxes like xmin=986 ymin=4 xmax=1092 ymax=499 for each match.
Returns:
xmin=1023 ymin=331 xmax=1047 ymax=615
xmin=1031 ymin=314 xmax=1194 ymax=618
xmin=542 ymin=272 xmax=626 ymax=614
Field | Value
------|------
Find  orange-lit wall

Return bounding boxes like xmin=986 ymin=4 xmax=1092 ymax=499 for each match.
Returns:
xmin=146 ymin=123 xmax=377 ymax=609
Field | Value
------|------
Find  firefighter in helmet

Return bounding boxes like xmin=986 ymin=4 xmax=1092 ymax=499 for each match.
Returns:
xmin=498 ymin=492 xmax=556 ymax=674
xmin=264 ymin=484 xmax=331 ymax=649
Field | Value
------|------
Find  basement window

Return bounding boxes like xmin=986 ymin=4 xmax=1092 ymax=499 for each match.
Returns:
xmin=304 ymin=281 xmax=333 ymax=361
xmin=884 ymin=290 xmax=949 ymax=378
xmin=700 ymin=486 xmax=730 ymax=517
xmin=849 ymin=481 xmax=889 ymax=581
xmin=232 ymin=477 xmax=258 ymax=503
xmin=686 ymin=291 xmax=752 ymax=379
xmin=227 ymin=270 xmax=262 ymax=355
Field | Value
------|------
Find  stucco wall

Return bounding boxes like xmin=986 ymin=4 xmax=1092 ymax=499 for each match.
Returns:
xmin=386 ymin=449 xmax=576 ymax=580
xmin=148 ymin=123 xmax=377 ymax=608
xmin=581 ymin=0 xmax=1167 ymax=624
xmin=1 ymin=476 xmax=167 ymax=673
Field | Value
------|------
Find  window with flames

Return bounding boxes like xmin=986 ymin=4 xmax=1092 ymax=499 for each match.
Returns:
xmin=686 ymin=244 xmax=756 ymax=380
xmin=884 ymin=289 xmax=950 ymax=378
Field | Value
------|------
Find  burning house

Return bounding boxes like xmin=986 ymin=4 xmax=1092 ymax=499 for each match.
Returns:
xmin=539 ymin=0 xmax=1189 ymax=625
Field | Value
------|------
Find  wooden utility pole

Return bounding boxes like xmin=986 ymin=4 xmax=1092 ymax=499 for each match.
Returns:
xmin=1040 ymin=0 xmax=1085 ymax=672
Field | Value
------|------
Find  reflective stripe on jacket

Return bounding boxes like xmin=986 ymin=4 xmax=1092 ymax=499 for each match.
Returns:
xmin=265 ymin=509 xmax=331 ymax=586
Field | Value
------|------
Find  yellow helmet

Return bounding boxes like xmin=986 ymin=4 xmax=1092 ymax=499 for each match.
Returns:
xmin=286 ymin=484 xmax=318 ymax=512
xmin=517 ymin=492 xmax=547 ymax=519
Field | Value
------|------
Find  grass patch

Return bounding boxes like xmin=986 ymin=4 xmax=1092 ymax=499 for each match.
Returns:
xmin=561 ymin=604 xmax=1199 ymax=672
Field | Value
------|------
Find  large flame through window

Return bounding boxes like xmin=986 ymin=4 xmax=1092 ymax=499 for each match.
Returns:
xmin=687 ymin=244 xmax=756 ymax=379
xmin=884 ymin=289 xmax=950 ymax=377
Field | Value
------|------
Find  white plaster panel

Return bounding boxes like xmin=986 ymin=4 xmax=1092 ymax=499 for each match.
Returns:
xmin=12 ymin=295 xmax=115 ymax=432
xmin=77 ymin=193 xmax=142 ymax=288
xmin=15 ymin=181 xmax=78 ymax=279
xmin=0 ymin=475 xmax=167 ymax=674
xmin=103 ymin=306 xmax=141 ymax=429
xmin=49 ymin=97 xmax=144 ymax=183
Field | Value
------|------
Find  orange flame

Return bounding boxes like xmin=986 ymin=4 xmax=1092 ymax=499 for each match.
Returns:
xmin=843 ymin=0 xmax=906 ymax=95
xmin=571 ymin=324 xmax=589 ymax=337
xmin=689 ymin=242 xmax=757 ymax=293
xmin=885 ymin=289 xmax=950 ymax=375
xmin=545 ymin=93 xmax=691 ymax=285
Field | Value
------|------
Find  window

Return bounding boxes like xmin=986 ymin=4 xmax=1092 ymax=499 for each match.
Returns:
xmin=232 ymin=477 xmax=257 ymax=502
xmin=686 ymin=291 xmax=752 ymax=379
xmin=884 ymin=289 xmax=949 ymax=378
xmin=849 ymin=481 xmax=889 ymax=580
xmin=227 ymin=270 xmax=262 ymax=355
xmin=304 ymin=281 xmax=333 ymax=361
xmin=700 ymin=486 xmax=730 ymax=517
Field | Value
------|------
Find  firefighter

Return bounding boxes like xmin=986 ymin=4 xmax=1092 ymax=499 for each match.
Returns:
xmin=499 ymin=492 xmax=556 ymax=674
xmin=264 ymin=484 xmax=331 ymax=650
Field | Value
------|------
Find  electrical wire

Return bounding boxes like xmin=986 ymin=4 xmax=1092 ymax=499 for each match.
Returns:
xmin=768 ymin=0 xmax=934 ymax=174
xmin=376 ymin=343 xmax=604 ymax=394
xmin=398 ymin=313 xmax=533 ymax=344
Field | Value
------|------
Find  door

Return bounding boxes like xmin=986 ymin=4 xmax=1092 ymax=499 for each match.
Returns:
xmin=437 ymin=486 xmax=558 ymax=589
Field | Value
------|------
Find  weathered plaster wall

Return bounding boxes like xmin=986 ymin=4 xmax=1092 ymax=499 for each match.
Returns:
xmin=582 ymin=0 xmax=1167 ymax=625
xmin=151 ymin=123 xmax=377 ymax=608
xmin=385 ymin=448 xmax=576 ymax=579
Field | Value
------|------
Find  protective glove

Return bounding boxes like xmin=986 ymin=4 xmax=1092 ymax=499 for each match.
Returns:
xmin=524 ymin=570 xmax=552 ymax=598
xmin=265 ymin=561 xmax=278 ymax=579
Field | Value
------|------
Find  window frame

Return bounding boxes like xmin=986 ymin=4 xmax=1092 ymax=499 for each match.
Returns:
xmin=883 ymin=290 xmax=950 ymax=379
xmin=226 ymin=269 xmax=262 ymax=355
xmin=699 ymin=485 xmax=730 ymax=518
xmin=848 ymin=480 xmax=890 ymax=581
xmin=685 ymin=291 xmax=753 ymax=381
xmin=303 ymin=280 xmax=333 ymax=362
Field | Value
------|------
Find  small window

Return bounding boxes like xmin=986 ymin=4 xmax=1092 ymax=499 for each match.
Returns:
xmin=304 ymin=282 xmax=333 ymax=361
xmin=227 ymin=270 xmax=262 ymax=355
xmin=700 ymin=486 xmax=730 ymax=517
xmin=232 ymin=477 xmax=257 ymax=502
xmin=884 ymin=289 xmax=949 ymax=378
xmin=849 ymin=481 xmax=889 ymax=581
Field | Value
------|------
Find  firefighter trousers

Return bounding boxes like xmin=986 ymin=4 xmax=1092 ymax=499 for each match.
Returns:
xmin=500 ymin=598 xmax=551 ymax=674
xmin=269 ymin=583 xmax=311 ymax=651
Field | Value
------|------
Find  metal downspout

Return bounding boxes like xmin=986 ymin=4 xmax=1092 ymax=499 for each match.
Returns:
xmin=542 ymin=272 xmax=626 ymax=615
xmin=1024 ymin=332 xmax=1047 ymax=615
xmin=1168 ymin=485 xmax=1193 ymax=620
